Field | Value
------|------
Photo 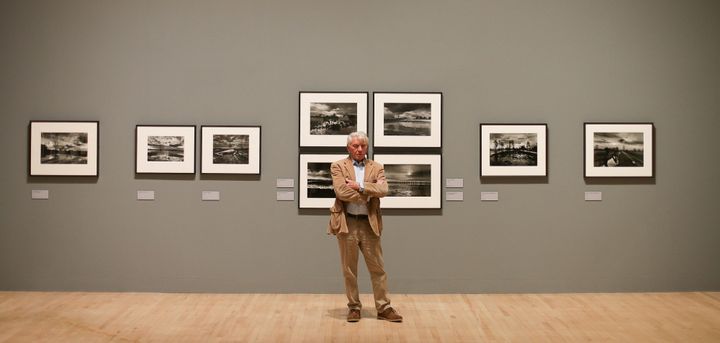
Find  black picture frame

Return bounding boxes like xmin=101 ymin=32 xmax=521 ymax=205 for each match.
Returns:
xmin=372 ymin=154 xmax=442 ymax=209
xmin=29 ymin=120 xmax=100 ymax=176
xmin=200 ymin=125 xmax=261 ymax=175
xmin=298 ymin=153 xmax=346 ymax=209
xmin=583 ymin=122 xmax=655 ymax=178
xmin=373 ymin=92 xmax=443 ymax=148
xmin=299 ymin=91 xmax=369 ymax=147
xmin=135 ymin=125 xmax=196 ymax=174
xmin=480 ymin=123 xmax=548 ymax=177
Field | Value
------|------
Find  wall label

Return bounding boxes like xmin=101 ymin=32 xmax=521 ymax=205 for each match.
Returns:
xmin=481 ymin=192 xmax=499 ymax=201
xmin=585 ymin=191 xmax=602 ymax=201
xmin=202 ymin=191 xmax=220 ymax=201
xmin=31 ymin=190 xmax=49 ymax=200
xmin=137 ymin=190 xmax=155 ymax=201
xmin=446 ymin=191 xmax=464 ymax=201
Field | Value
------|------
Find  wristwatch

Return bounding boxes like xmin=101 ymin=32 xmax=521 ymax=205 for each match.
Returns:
xmin=359 ymin=186 xmax=365 ymax=194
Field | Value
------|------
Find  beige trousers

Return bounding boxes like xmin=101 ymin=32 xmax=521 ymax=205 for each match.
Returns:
xmin=337 ymin=215 xmax=391 ymax=312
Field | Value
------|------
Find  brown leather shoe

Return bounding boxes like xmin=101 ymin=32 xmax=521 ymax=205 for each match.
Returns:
xmin=377 ymin=307 xmax=403 ymax=322
xmin=347 ymin=309 xmax=361 ymax=322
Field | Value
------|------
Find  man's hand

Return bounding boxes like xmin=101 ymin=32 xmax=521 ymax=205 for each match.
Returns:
xmin=345 ymin=178 xmax=360 ymax=191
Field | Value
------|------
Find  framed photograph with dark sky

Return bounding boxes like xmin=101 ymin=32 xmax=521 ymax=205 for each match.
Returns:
xmin=584 ymin=123 xmax=654 ymax=177
xmin=136 ymin=125 xmax=196 ymax=174
xmin=299 ymin=92 xmax=368 ymax=147
xmin=480 ymin=124 xmax=547 ymax=176
xmin=373 ymin=92 xmax=442 ymax=147
xmin=29 ymin=121 xmax=99 ymax=176
xmin=299 ymin=154 xmax=346 ymax=208
xmin=372 ymin=154 xmax=442 ymax=209
xmin=201 ymin=126 xmax=261 ymax=174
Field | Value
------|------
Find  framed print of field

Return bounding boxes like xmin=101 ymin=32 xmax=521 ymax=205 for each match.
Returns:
xmin=584 ymin=123 xmax=654 ymax=177
xmin=201 ymin=126 xmax=261 ymax=174
xmin=372 ymin=154 xmax=442 ymax=209
xmin=299 ymin=92 xmax=368 ymax=147
xmin=136 ymin=125 xmax=196 ymax=174
xmin=299 ymin=154 xmax=346 ymax=208
xmin=373 ymin=92 xmax=442 ymax=148
xmin=480 ymin=124 xmax=547 ymax=176
xmin=29 ymin=121 xmax=99 ymax=176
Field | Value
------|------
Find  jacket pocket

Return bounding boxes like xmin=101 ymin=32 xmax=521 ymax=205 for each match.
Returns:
xmin=328 ymin=203 xmax=344 ymax=232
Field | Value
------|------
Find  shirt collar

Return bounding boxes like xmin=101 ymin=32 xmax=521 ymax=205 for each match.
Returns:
xmin=352 ymin=159 xmax=365 ymax=167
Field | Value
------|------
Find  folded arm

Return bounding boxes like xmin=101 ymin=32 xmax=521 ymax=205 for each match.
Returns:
xmin=331 ymin=162 xmax=364 ymax=202
xmin=362 ymin=165 xmax=388 ymax=198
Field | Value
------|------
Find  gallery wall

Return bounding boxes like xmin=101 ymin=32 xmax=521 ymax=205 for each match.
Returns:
xmin=1 ymin=0 xmax=719 ymax=293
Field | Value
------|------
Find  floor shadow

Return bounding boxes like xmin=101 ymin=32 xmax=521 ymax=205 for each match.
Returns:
xmin=326 ymin=308 xmax=375 ymax=320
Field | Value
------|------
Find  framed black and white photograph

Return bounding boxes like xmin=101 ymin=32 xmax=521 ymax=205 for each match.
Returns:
xmin=136 ymin=125 xmax=196 ymax=174
xmin=373 ymin=92 xmax=442 ymax=148
xmin=201 ymin=126 xmax=261 ymax=174
xmin=480 ymin=124 xmax=547 ymax=176
xmin=584 ymin=123 xmax=654 ymax=177
xmin=373 ymin=154 xmax=442 ymax=209
xmin=299 ymin=154 xmax=346 ymax=208
xmin=299 ymin=92 xmax=368 ymax=147
xmin=29 ymin=121 xmax=99 ymax=176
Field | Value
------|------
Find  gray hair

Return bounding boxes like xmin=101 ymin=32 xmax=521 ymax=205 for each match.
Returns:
xmin=346 ymin=131 xmax=369 ymax=146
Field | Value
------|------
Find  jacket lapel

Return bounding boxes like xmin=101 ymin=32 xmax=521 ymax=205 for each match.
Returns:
xmin=364 ymin=160 xmax=375 ymax=182
xmin=343 ymin=157 xmax=356 ymax=181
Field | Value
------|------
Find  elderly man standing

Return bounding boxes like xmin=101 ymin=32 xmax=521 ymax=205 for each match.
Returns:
xmin=327 ymin=131 xmax=403 ymax=323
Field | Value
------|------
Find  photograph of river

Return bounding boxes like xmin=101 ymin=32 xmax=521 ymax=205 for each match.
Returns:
xmin=212 ymin=134 xmax=249 ymax=164
xmin=307 ymin=162 xmax=335 ymax=198
xmin=489 ymin=133 xmax=538 ymax=166
xmin=383 ymin=103 xmax=431 ymax=136
xmin=385 ymin=164 xmax=432 ymax=197
xmin=310 ymin=102 xmax=357 ymax=135
xmin=40 ymin=132 xmax=88 ymax=164
xmin=593 ymin=132 xmax=644 ymax=167
xmin=147 ymin=136 xmax=184 ymax=162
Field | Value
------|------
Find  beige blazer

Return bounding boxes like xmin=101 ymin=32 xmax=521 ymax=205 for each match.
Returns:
xmin=327 ymin=157 xmax=388 ymax=236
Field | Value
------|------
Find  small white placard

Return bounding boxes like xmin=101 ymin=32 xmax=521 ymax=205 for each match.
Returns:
xmin=202 ymin=191 xmax=220 ymax=201
xmin=31 ymin=189 xmax=49 ymax=200
xmin=276 ymin=178 xmax=295 ymax=188
xmin=585 ymin=191 xmax=602 ymax=201
xmin=481 ymin=192 xmax=499 ymax=201
xmin=446 ymin=178 xmax=464 ymax=188
xmin=137 ymin=190 xmax=155 ymax=201
xmin=277 ymin=191 xmax=295 ymax=201
xmin=446 ymin=191 xmax=463 ymax=201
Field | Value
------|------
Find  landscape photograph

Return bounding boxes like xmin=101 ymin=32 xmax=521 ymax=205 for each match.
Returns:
xmin=593 ymin=132 xmax=644 ymax=167
xmin=383 ymin=103 xmax=432 ymax=136
xmin=306 ymin=162 xmax=335 ymax=198
xmin=147 ymin=136 xmax=184 ymax=162
xmin=489 ymin=133 xmax=538 ymax=166
xmin=384 ymin=164 xmax=432 ymax=197
xmin=310 ymin=102 xmax=357 ymax=135
xmin=212 ymin=134 xmax=249 ymax=164
xmin=40 ymin=132 xmax=89 ymax=164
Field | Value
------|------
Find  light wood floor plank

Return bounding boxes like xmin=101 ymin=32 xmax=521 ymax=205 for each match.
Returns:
xmin=1 ymin=292 xmax=719 ymax=342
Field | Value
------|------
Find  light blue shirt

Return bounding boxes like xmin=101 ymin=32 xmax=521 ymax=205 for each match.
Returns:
xmin=352 ymin=159 xmax=365 ymax=190
xmin=346 ymin=159 xmax=369 ymax=215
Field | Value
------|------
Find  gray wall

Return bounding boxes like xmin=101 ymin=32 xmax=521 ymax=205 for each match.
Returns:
xmin=1 ymin=0 xmax=719 ymax=293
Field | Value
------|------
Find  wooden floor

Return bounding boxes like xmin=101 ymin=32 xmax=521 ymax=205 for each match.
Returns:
xmin=1 ymin=292 xmax=719 ymax=342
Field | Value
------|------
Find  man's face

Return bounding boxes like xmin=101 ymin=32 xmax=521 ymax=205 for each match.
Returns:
xmin=347 ymin=138 xmax=367 ymax=162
